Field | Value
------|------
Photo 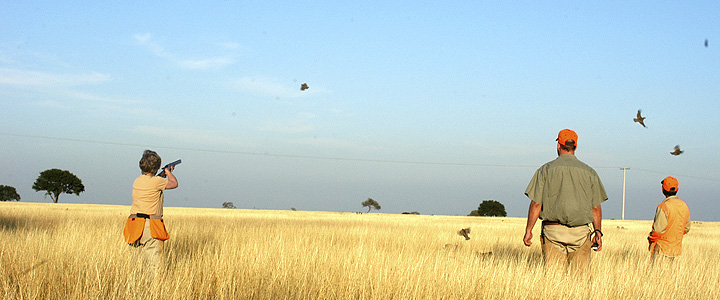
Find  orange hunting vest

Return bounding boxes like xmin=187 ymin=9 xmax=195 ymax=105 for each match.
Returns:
xmin=123 ymin=214 xmax=170 ymax=244
xmin=649 ymin=198 xmax=690 ymax=257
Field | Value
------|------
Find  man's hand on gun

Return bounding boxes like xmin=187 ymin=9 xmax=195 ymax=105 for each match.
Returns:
xmin=164 ymin=165 xmax=175 ymax=176
xmin=157 ymin=159 xmax=182 ymax=177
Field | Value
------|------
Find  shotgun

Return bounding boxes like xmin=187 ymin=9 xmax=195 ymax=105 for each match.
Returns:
xmin=157 ymin=159 xmax=181 ymax=177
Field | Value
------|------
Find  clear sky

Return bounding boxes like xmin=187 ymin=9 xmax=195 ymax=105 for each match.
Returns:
xmin=1 ymin=1 xmax=719 ymax=221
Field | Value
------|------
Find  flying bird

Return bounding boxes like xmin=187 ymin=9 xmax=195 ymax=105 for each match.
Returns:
xmin=633 ymin=109 xmax=646 ymax=128
xmin=705 ymin=39 xmax=709 ymax=48
xmin=300 ymin=83 xmax=309 ymax=91
xmin=458 ymin=227 xmax=471 ymax=240
xmin=670 ymin=145 xmax=683 ymax=156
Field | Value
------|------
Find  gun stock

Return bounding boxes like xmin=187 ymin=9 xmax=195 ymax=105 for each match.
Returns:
xmin=157 ymin=159 xmax=182 ymax=177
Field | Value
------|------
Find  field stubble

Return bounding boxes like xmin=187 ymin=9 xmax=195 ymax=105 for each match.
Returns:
xmin=1 ymin=202 xmax=718 ymax=299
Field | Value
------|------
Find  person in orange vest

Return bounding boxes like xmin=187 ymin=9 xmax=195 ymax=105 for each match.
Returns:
xmin=123 ymin=150 xmax=179 ymax=272
xmin=648 ymin=176 xmax=690 ymax=263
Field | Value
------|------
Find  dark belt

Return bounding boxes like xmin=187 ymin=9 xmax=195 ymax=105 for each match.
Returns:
xmin=128 ymin=213 xmax=161 ymax=219
xmin=542 ymin=220 xmax=588 ymax=228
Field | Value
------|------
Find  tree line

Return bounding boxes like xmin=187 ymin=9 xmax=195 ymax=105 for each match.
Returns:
xmin=1 ymin=168 xmax=85 ymax=203
xmin=4 ymin=169 xmax=506 ymax=217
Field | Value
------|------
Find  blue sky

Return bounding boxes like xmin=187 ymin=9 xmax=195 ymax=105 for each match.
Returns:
xmin=1 ymin=1 xmax=719 ymax=221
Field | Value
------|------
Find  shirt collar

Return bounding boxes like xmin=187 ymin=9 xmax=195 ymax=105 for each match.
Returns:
xmin=663 ymin=195 xmax=679 ymax=202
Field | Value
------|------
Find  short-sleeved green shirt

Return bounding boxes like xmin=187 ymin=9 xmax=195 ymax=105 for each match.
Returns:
xmin=525 ymin=154 xmax=608 ymax=227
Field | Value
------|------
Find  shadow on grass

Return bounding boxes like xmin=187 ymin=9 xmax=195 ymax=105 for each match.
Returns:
xmin=0 ymin=212 xmax=58 ymax=233
xmin=162 ymin=233 xmax=217 ymax=270
xmin=483 ymin=243 xmax=543 ymax=266
xmin=442 ymin=242 xmax=543 ymax=266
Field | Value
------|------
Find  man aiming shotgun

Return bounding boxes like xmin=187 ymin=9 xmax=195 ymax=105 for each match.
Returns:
xmin=123 ymin=150 xmax=180 ymax=273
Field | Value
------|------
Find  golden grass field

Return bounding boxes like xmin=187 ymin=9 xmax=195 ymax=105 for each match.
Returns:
xmin=1 ymin=201 xmax=718 ymax=299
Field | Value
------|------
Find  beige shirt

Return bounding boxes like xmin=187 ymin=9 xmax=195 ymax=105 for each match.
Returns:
xmin=130 ymin=174 xmax=168 ymax=216
xmin=525 ymin=154 xmax=608 ymax=227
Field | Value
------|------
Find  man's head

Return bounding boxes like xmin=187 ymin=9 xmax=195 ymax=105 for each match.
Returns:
xmin=556 ymin=128 xmax=578 ymax=154
xmin=139 ymin=150 xmax=162 ymax=175
xmin=661 ymin=176 xmax=679 ymax=196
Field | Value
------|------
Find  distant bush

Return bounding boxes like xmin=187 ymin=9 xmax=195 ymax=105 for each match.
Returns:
xmin=469 ymin=200 xmax=506 ymax=217
xmin=0 ymin=185 xmax=20 ymax=201
xmin=401 ymin=211 xmax=420 ymax=215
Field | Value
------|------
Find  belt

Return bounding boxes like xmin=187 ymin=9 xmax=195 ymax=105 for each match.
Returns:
xmin=542 ymin=220 xmax=588 ymax=228
xmin=128 ymin=213 xmax=162 ymax=219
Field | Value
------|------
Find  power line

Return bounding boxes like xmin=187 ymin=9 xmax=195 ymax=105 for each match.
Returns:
xmin=0 ymin=132 xmax=537 ymax=168
xmin=3 ymin=131 xmax=720 ymax=182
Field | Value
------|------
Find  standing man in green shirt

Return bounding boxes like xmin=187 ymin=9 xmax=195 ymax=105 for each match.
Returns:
xmin=523 ymin=129 xmax=608 ymax=273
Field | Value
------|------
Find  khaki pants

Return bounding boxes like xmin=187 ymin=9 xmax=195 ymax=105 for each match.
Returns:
xmin=131 ymin=220 xmax=162 ymax=271
xmin=541 ymin=224 xmax=592 ymax=273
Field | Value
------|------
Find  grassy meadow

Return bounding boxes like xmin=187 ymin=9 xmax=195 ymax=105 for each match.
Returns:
xmin=1 ymin=201 xmax=718 ymax=299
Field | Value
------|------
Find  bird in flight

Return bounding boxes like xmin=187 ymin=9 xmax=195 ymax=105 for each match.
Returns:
xmin=705 ymin=39 xmax=709 ymax=48
xmin=633 ymin=109 xmax=647 ymax=128
xmin=670 ymin=145 xmax=683 ymax=156
xmin=458 ymin=227 xmax=471 ymax=240
xmin=300 ymin=83 xmax=309 ymax=91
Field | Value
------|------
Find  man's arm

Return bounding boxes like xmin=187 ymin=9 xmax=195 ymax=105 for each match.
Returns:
xmin=651 ymin=206 xmax=667 ymax=234
xmin=523 ymin=201 xmax=542 ymax=247
xmin=591 ymin=204 xmax=602 ymax=251
xmin=164 ymin=166 xmax=178 ymax=190
xmin=647 ymin=205 xmax=666 ymax=249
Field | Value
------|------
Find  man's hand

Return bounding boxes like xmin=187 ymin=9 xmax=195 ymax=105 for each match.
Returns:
xmin=524 ymin=201 xmax=542 ymax=247
xmin=592 ymin=232 xmax=602 ymax=251
xmin=523 ymin=231 xmax=533 ymax=247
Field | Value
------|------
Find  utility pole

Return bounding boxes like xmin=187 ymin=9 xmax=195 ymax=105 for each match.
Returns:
xmin=620 ymin=167 xmax=630 ymax=220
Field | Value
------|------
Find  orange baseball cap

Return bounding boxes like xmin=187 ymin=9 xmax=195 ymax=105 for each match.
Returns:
xmin=662 ymin=176 xmax=679 ymax=192
xmin=556 ymin=129 xmax=578 ymax=146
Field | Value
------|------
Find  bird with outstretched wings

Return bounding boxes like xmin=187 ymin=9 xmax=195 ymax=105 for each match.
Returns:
xmin=458 ymin=227 xmax=471 ymax=240
xmin=300 ymin=83 xmax=309 ymax=91
xmin=670 ymin=145 xmax=683 ymax=156
xmin=633 ymin=109 xmax=646 ymax=128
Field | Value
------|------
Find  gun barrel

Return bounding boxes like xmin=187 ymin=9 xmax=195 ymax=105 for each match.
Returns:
xmin=157 ymin=159 xmax=182 ymax=177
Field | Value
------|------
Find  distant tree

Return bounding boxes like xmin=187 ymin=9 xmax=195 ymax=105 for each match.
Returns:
xmin=32 ymin=169 xmax=84 ymax=203
xmin=402 ymin=211 xmax=420 ymax=215
xmin=222 ymin=202 xmax=236 ymax=209
xmin=361 ymin=198 xmax=381 ymax=213
xmin=291 ymin=207 xmax=297 ymax=211
xmin=0 ymin=185 xmax=21 ymax=201
xmin=470 ymin=200 xmax=507 ymax=217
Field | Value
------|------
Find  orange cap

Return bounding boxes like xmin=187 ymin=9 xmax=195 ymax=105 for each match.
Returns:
xmin=662 ymin=176 xmax=679 ymax=192
xmin=556 ymin=129 xmax=578 ymax=146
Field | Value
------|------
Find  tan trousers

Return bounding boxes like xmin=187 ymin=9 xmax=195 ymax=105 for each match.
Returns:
xmin=131 ymin=220 xmax=161 ymax=271
xmin=541 ymin=224 xmax=593 ymax=273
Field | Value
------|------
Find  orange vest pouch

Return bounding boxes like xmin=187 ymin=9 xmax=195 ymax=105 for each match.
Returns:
xmin=123 ymin=217 xmax=146 ymax=244
xmin=149 ymin=218 xmax=170 ymax=241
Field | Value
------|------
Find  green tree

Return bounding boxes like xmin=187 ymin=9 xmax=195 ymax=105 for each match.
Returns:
xmin=0 ymin=185 xmax=21 ymax=201
xmin=469 ymin=200 xmax=507 ymax=217
xmin=222 ymin=202 xmax=236 ymax=209
xmin=32 ymin=169 xmax=85 ymax=203
xmin=361 ymin=198 xmax=381 ymax=213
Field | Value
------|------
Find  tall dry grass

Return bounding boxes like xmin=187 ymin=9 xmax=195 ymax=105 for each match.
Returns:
xmin=1 ymin=201 xmax=718 ymax=299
